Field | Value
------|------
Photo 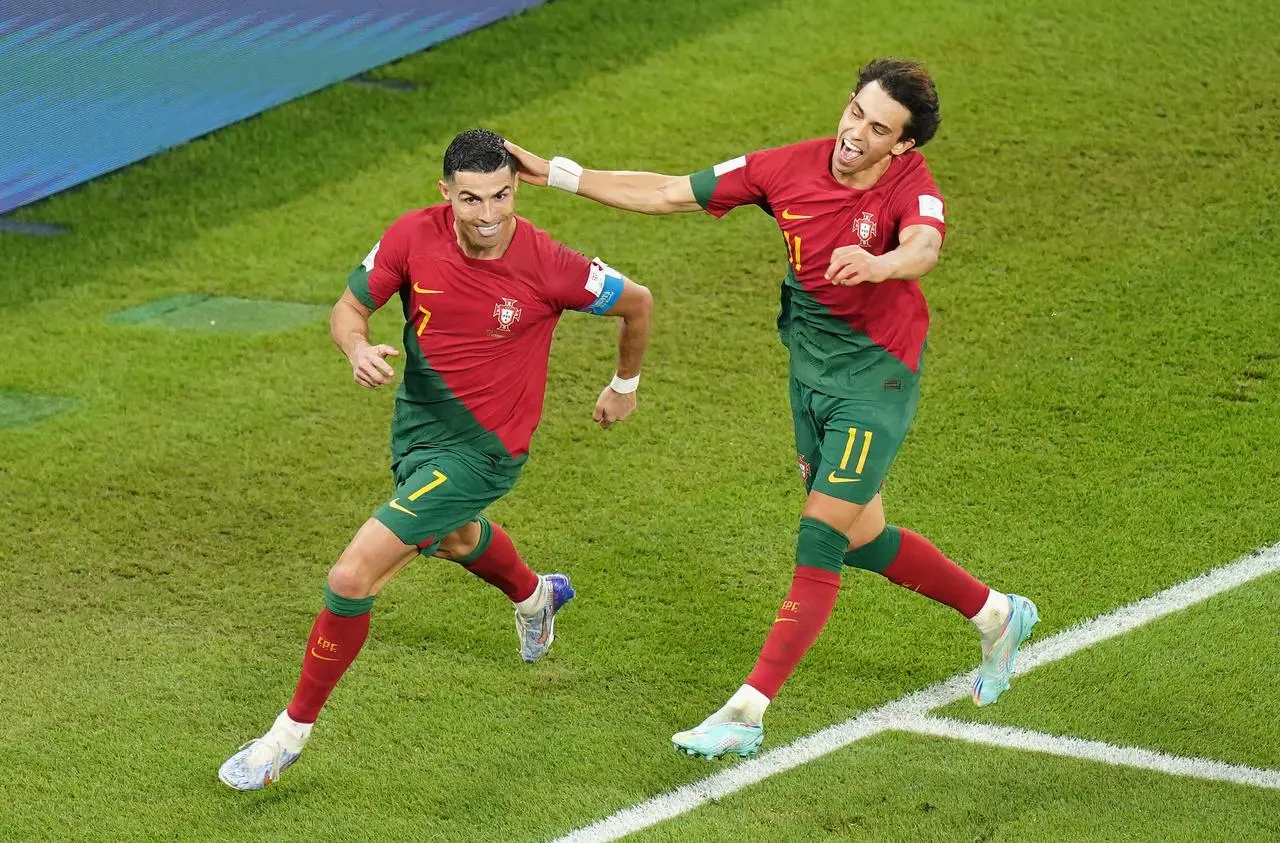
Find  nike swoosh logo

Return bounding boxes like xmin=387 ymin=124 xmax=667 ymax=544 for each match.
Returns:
xmin=780 ymin=209 xmax=813 ymax=220
xmin=412 ymin=283 xmax=443 ymax=295
xmin=773 ymin=617 xmax=799 ymax=624
xmin=310 ymin=648 xmax=339 ymax=662
xmin=826 ymin=472 xmax=862 ymax=484
xmin=389 ymin=498 xmax=416 ymax=516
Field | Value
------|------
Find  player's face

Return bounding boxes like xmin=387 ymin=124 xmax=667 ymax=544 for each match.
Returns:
xmin=832 ymin=81 xmax=916 ymax=178
xmin=439 ymin=169 xmax=518 ymax=253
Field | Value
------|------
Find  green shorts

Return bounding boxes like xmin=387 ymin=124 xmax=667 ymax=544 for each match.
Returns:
xmin=790 ymin=376 xmax=919 ymax=505
xmin=372 ymin=444 xmax=523 ymax=554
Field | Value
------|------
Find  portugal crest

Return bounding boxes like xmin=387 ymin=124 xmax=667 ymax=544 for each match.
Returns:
xmin=853 ymin=211 xmax=877 ymax=247
xmin=492 ymin=297 xmax=522 ymax=332
xmin=796 ymin=453 xmax=812 ymax=483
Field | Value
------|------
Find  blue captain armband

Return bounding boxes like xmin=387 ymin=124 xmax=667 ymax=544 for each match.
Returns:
xmin=580 ymin=259 xmax=625 ymax=315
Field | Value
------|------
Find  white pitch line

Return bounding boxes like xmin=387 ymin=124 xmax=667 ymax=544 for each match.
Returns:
xmin=899 ymin=715 xmax=1280 ymax=791
xmin=552 ymin=541 xmax=1280 ymax=843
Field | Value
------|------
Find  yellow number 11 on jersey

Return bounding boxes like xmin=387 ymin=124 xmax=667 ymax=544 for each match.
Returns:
xmin=827 ymin=428 xmax=873 ymax=484
xmin=784 ymin=231 xmax=803 ymax=271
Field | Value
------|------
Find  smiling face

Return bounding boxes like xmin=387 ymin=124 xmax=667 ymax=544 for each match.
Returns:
xmin=438 ymin=168 xmax=517 ymax=257
xmin=438 ymin=128 xmax=520 ymax=258
xmin=831 ymin=80 xmax=917 ymax=185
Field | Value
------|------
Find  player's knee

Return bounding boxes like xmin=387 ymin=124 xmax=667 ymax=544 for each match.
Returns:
xmin=326 ymin=562 xmax=375 ymax=600
xmin=846 ymin=500 xmax=887 ymax=548
xmin=801 ymin=491 xmax=863 ymax=534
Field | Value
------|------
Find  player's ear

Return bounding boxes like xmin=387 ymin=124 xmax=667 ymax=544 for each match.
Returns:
xmin=891 ymin=137 xmax=916 ymax=156
xmin=438 ymin=179 xmax=451 ymax=202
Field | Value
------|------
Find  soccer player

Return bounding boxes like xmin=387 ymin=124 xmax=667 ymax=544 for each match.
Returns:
xmin=504 ymin=58 xmax=1039 ymax=759
xmin=218 ymin=128 xmax=654 ymax=789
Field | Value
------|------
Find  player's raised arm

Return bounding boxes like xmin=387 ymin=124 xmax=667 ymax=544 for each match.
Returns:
xmin=504 ymin=140 xmax=700 ymax=216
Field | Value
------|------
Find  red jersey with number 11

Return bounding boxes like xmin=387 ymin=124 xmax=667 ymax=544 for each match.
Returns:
xmin=690 ymin=138 xmax=946 ymax=398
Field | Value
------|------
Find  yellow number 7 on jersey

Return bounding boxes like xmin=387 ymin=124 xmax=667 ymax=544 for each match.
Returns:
xmin=414 ymin=288 xmax=444 ymax=337
xmin=388 ymin=470 xmax=447 ymax=516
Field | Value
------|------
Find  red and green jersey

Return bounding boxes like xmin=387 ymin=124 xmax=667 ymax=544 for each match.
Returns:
xmin=690 ymin=138 xmax=946 ymax=398
xmin=348 ymin=204 xmax=611 ymax=460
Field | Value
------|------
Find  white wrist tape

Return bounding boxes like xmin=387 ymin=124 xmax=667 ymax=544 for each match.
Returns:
xmin=610 ymin=373 xmax=640 ymax=394
xmin=547 ymin=156 xmax=583 ymax=193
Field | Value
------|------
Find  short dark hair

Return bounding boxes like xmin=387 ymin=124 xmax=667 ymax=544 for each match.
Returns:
xmin=856 ymin=58 xmax=941 ymax=148
xmin=442 ymin=128 xmax=516 ymax=179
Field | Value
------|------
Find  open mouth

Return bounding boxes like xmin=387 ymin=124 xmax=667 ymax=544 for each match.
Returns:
xmin=837 ymin=136 xmax=863 ymax=167
xmin=476 ymin=222 xmax=501 ymax=237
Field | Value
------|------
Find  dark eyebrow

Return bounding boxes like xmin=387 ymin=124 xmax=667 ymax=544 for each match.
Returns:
xmin=849 ymin=102 xmax=890 ymax=133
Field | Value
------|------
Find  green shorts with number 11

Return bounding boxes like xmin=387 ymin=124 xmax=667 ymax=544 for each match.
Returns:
xmin=791 ymin=375 xmax=920 ymax=505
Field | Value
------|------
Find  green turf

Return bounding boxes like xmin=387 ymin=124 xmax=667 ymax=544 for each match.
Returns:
xmin=108 ymin=293 xmax=216 ymax=325
xmin=2 ymin=0 xmax=1278 ymax=838
xmin=628 ymin=732 xmax=1280 ymax=843
xmin=109 ymin=295 xmax=330 ymax=333
xmin=938 ymin=572 xmax=1280 ymax=770
xmin=0 ymin=391 xmax=79 ymax=429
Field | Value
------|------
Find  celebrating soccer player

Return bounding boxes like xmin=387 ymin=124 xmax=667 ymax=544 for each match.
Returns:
xmin=219 ymin=129 xmax=653 ymax=789
xmin=505 ymin=57 xmax=1039 ymax=759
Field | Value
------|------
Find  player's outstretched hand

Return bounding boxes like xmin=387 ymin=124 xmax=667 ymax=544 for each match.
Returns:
xmin=594 ymin=385 xmax=637 ymax=429
xmin=826 ymin=244 xmax=887 ymax=286
xmin=350 ymin=343 xmax=400 ymax=389
xmin=503 ymin=140 xmax=550 ymax=186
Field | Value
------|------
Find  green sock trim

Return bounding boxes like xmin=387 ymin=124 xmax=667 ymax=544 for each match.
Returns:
xmin=323 ymin=582 xmax=375 ymax=617
xmin=455 ymin=516 xmax=493 ymax=566
xmin=843 ymin=525 xmax=902 ymax=573
xmin=796 ymin=516 xmax=850 ymax=573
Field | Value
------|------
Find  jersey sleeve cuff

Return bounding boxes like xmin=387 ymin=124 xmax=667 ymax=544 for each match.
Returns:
xmin=899 ymin=216 xmax=947 ymax=240
xmin=689 ymin=169 xmax=718 ymax=212
xmin=347 ymin=266 xmax=379 ymax=309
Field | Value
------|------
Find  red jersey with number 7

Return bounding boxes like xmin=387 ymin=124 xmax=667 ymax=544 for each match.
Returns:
xmin=348 ymin=203 xmax=619 ymax=460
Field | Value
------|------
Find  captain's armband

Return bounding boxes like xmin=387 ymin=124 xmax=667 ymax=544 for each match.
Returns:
xmin=580 ymin=259 xmax=625 ymax=315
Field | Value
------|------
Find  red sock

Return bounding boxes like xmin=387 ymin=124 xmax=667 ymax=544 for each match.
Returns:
xmin=286 ymin=608 xmax=371 ymax=724
xmin=745 ymin=566 xmax=842 ymax=700
xmin=463 ymin=522 xmax=538 ymax=603
xmin=881 ymin=529 xmax=990 ymax=619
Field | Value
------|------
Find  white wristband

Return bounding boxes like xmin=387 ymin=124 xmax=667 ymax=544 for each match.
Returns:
xmin=547 ymin=156 xmax=583 ymax=193
xmin=609 ymin=372 xmax=640 ymax=394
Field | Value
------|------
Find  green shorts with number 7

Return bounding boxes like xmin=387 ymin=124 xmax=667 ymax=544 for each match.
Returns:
xmin=790 ymin=375 xmax=920 ymax=505
xmin=372 ymin=444 xmax=523 ymax=555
